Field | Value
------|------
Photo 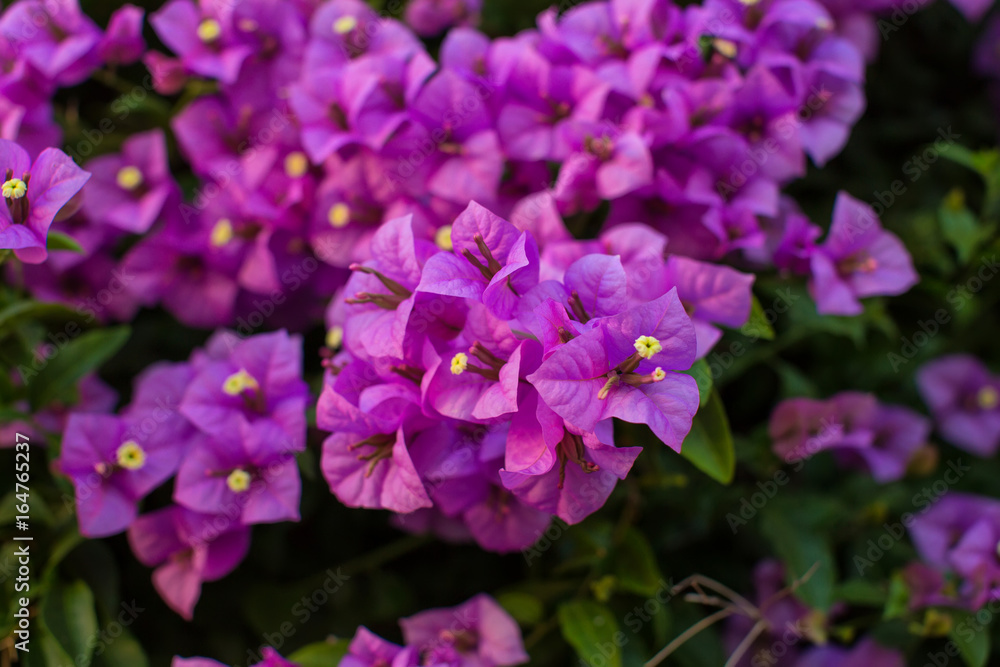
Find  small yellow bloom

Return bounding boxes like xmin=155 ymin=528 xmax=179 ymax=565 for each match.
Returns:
xmin=116 ymin=166 xmax=143 ymax=191
xmin=713 ymin=39 xmax=737 ymax=59
xmin=633 ymin=335 xmax=663 ymax=359
xmin=333 ymin=15 xmax=358 ymax=34
xmin=978 ymin=386 xmax=999 ymax=410
xmin=197 ymin=18 xmax=222 ymax=42
xmin=223 ymin=368 xmax=260 ymax=396
xmin=435 ymin=225 xmax=453 ymax=251
xmin=211 ymin=218 xmax=234 ymax=247
xmin=450 ymin=352 xmax=468 ymax=375
xmin=2 ymin=178 xmax=26 ymax=199
xmin=116 ymin=440 xmax=146 ymax=470
xmin=326 ymin=325 xmax=344 ymax=349
xmin=652 ymin=367 xmax=666 ymax=381
xmin=284 ymin=151 xmax=309 ymax=178
xmin=328 ymin=203 xmax=350 ymax=228
xmin=226 ymin=469 xmax=252 ymax=493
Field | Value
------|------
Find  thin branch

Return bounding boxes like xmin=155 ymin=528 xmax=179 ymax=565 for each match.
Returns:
xmin=644 ymin=606 xmax=737 ymax=667
xmin=724 ymin=619 xmax=768 ymax=667
xmin=672 ymin=574 xmax=759 ymax=618
xmin=760 ymin=561 xmax=822 ymax=614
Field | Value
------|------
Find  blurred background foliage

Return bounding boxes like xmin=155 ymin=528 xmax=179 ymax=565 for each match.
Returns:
xmin=2 ymin=0 xmax=1000 ymax=666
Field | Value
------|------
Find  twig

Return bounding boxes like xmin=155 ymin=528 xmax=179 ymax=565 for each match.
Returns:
xmin=644 ymin=607 xmax=738 ymax=667
xmin=724 ymin=619 xmax=768 ymax=667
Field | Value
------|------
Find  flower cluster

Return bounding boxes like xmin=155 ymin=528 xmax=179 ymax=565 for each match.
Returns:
xmin=723 ymin=560 xmax=905 ymax=667
xmin=7 ymin=0 xmax=922 ymax=330
xmin=317 ymin=201 xmax=754 ymax=552
xmin=56 ymin=329 xmax=308 ymax=619
xmin=907 ymin=493 xmax=1000 ymax=611
xmin=917 ymin=354 xmax=1000 ymax=457
xmin=769 ymin=390 xmax=931 ymax=483
xmin=174 ymin=593 xmax=527 ymax=667
xmin=0 ymin=2 xmax=145 ymax=156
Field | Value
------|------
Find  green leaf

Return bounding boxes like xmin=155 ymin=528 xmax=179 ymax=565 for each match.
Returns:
xmin=47 ymin=231 xmax=85 ymax=254
xmin=835 ymin=579 xmax=886 ymax=607
xmin=760 ymin=505 xmax=836 ymax=611
xmin=950 ymin=612 xmax=990 ymax=667
xmin=558 ymin=600 xmax=623 ymax=667
xmin=939 ymin=191 xmax=988 ymax=265
xmin=679 ymin=390 xmax=735 ymax=484
xmin=0 ymin=301 xmax=82 ymax=339
xmin=41 ymin=580 xmax=99 ymax=664
xmin=610 ymin=528 xmax=664 ymax=597
xmin=497 ymin=591 xmax=544 ymax=626
xmin=883 ymin=571 xmax=910 ymax=620
xmin=28 ymin=326 xmax=130 ymax=409
xmin=941 ymin=145 xmax=1000 ymax=179
xmin=744 ymin=294 xmax=776 ymax=341
xmin=95 ymin=631 xmax=149 ymax=667
xmin=682 ymin=359 xmax=713 ymax=407
xmin=287 ymin=639 xmax=352 ymax=667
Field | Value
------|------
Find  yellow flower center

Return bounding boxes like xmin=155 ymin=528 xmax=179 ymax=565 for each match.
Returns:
xmin=978 ymin=386 xmax=999 ymax=410
xmin=633 ymin=335 xmax=663 ymax=359
xmin=333 ymin=15 xmax=358 ymax=34
xmin=450 ymin=352 xmax=468 ymax=375
xmin=211 ymin=218 xmax=234 ymax=247
xmin=738 ymin=0 xmax=760 ymax=5
xmin=223 ymin=368 xmax=260 ymax=396
xmin=328 ymin=203 xmax=350 ymax=228
xmin=226 ymin=469 xmax=251 ymax=493
xmin=435 ymin=225 xmax=453 ymax=251
xmin=326 ymin=325 xmax=344 ymax=349
xmin=2 ymin=178 xmax=26 ymax=199
xmin=116 ymin=166 xmax=143 ymax=191
xmin=284 ymin=151 xmax=309 ymax=178
xmin=713 ymin=38 xmax=737 ymax=58
xmin=116 ymin=440 xmax=146 ymax=470
xmin=197 ymin=18 xmax=222 ymax=42
xmin=652 ymin=367 xmax=666 ymax=381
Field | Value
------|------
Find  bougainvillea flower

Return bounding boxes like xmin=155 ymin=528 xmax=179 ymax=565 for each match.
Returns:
xmin=174 ymin=418 xmax=302 ymax=524
xmin=180 ymin=329 xmax=309 ymax=449
xmin=405 ymin=0 xmax=482 ymax=37
xmin=795 ymin=637 xmax=905 ymax=667
xmin=121 ymin=217 xmax=240 ymax=328
xmin=809 ymin=192 xmax=918 ymax=315
xmin=99 ymin=4 xmax=147 ymax=65
xmin=768 ymin=393 xmax=875 ymax=463
xmin=304 ymin=0 xmax=422 ymax=71
xmin=663 ymin=256 xmax=755 ymax=357
xmin=128 ymin=505 xmax=250 ymax=620
xmin=418 ymin=202 xmax=540 ymax=320
xmin=0 ymin=0 xmax=103 ymax=86
xmin=400 ymin=593 xmax=529 ymax=666
xmin=917 ymin=355 xmax=1000 ymax=456
xmin=528 ymin=289 xmax=699 ymax=450
xmin=500 ymin=424 xmax=641 ymax=525
xmin=58 ymin=413 xmax=184 ymax=537
xmin=322 ymin=425 xmax=432 ymax=514
xmin=835 ymin=404 xmax=930 ymax=483
xmin=150 ymin=0 xmax=254 ymax=83
xmin=173 ymin=648 xmax=295 ymax=667
xmin=0 ymin=139 xmax=90 ymax=263
xmin=724 ymin=560 xmax=815 ymax=667
xmin=406 ymin=423 xmax=552 ymax=552
xmin=82 ymin=129 xmax=177 ymax=233
xmin=340 ymin=627 xmax=419 ymax=667
xmin=341 ymin=215 xmax=437 ymax=361
xmin=909 ymin=493 xmax=1000 ymax=609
